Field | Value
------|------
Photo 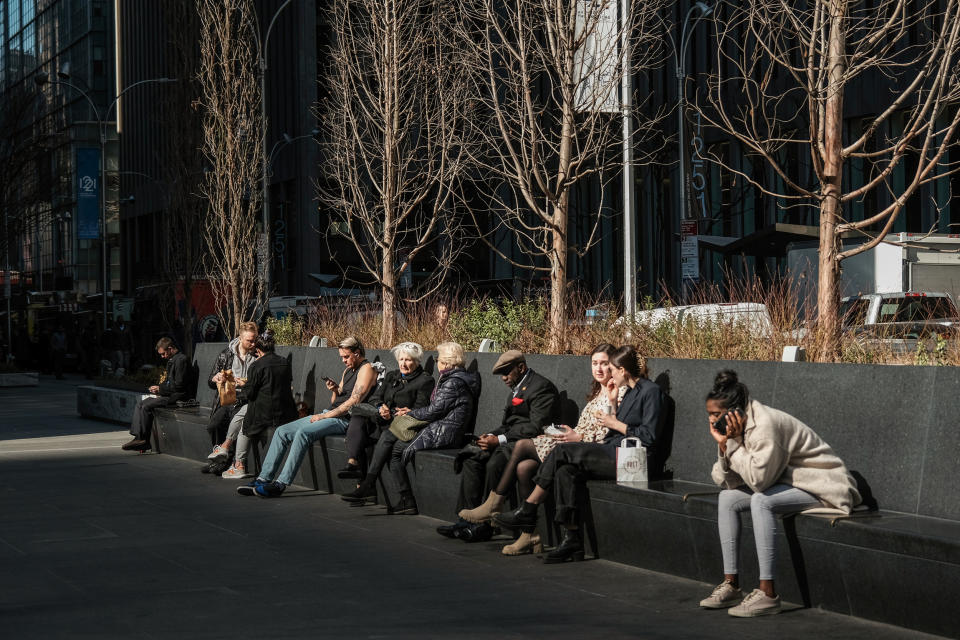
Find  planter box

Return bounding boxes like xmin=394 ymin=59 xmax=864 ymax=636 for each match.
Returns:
xmin=0 ymin=372 xmax=39 ymax=387
xmin=77 ymin=385 xmax=149 ymax=424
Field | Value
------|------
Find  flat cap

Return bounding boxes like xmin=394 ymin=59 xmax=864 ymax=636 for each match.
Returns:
xmin=492 ymin=349 xmax=525 ymax=374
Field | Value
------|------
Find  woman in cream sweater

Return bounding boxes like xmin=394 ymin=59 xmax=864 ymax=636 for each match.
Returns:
xmin=699 ymin=370 xmax=861 ymax=618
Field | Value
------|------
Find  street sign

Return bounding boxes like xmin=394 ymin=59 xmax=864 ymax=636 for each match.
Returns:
xmin=681 ymin=220 xmax=699 ymax=281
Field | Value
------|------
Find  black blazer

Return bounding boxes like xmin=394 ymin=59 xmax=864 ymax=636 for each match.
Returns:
xmin=369 ymin=367 xmax=435 ymax=426
xmin=158 ymin=352 xmax=193 ymax=403
xmin=490 ymin=369 xmax=560 ymax=442
xmin=603 ymin=376 xmax=664 ymax=459
xmin=240 ymin=352 xmax=298 ymax=437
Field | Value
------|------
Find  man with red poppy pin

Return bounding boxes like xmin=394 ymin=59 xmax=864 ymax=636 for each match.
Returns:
xmin=437 ymin=350 xmax=559 ymax=542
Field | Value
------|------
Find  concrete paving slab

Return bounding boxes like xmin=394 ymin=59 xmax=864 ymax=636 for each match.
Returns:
xmin=0 ymin=375 xmax=943 ymax=639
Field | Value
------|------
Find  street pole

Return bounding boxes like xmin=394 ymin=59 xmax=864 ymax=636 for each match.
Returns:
xmin=676 ymin=3 xmax=712 ymax=298
xmin=622 ymin=0 xmax=636 ymax=320
xmin=4 ymin=207 xmax=10 ymax=361
xmin=260 ymin=0 xmax=294 ymax=301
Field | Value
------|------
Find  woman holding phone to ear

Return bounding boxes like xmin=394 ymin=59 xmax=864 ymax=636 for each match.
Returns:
xmin=700 ymin=370 xmax=861 ymax=618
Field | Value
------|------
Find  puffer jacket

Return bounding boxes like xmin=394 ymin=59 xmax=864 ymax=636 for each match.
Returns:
xmin=401 ymin=368 xmax=482 ymax=465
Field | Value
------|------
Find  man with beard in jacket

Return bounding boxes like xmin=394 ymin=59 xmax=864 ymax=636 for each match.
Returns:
xmin=121 ymin=337 xmax=194 ymax=452
xmin=202 ymin=321 xmax=258 ymax=474
xmin=436 ymin=350 xmax=559 ymax=542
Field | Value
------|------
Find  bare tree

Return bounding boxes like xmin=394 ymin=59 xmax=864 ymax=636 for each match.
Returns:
xmin=461 ymin=0 xmax=670 ymax=351
xmin=198 ymin=0 xmax=265 ymax=337
xmin=318 ymin=0 xmax=476 ymax=347
xmin=698 ymin=0 xmax=960 ymax=357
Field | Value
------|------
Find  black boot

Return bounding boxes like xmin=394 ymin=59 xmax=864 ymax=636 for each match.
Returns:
xmin=493 ymin=500 xmax=538 ymax=532
xmin=340 ymin=479 xmax=376 ymax=504
xmin=337 ymin=463 xmax=363 ymax=480
xmin=437 ymin=518 xmax=471 ymax=538
xmin=544 ymin=528 xmax=584 ymax=563
xmin=387 ymin=493 xmax=419 ymax=515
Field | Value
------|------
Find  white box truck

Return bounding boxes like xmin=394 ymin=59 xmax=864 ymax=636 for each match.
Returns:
xmin=787 ymin=233 xmax=960 ymax=303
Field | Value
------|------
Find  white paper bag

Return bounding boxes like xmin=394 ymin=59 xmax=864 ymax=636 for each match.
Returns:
xmin=616 ymin=437 xmax=648 ymax=483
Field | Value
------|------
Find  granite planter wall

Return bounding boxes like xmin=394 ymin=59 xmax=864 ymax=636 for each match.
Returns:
xmin=0 ymin=372 xmax=39 ymax=387
xmin=77 ymin=385 xmax=149 ymax=424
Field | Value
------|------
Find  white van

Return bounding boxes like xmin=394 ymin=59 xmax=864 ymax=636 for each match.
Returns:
xmin=620 ymin=302 xmax=774 ymax=335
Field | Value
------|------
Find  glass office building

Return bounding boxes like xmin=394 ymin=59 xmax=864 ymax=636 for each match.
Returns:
xmin=0 ymin=0 xmax=116 ymax=300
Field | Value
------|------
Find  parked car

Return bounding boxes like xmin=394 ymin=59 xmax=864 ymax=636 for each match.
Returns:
xmin=841 ymin=292 xmax=959 ymax=352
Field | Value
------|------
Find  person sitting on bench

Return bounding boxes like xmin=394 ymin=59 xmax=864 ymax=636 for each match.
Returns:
xmin=121 ymin=337 xmax=193 ymax=452
xmin=494 ymin=345 xmax=663 ymax=563
xmin=337 ymin=341 xmax=434 ymax=481
xmin=238 ymin=336 xmax=375 ymax=498
xmin=458 ymin=342 xmax=625 ymax=555
xmin=697 ymin=370 xmax=861 ymax=618
xmin=341 ymin=341 xmax=479 ymax=515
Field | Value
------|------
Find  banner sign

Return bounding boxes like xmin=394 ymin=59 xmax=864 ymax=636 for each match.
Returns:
xmin=684 ymin=111 xmax=711 ymax=221
xmin=574 ymin=0 xmax=619 ymax=112
xmin=77 ymin=147 xmax=101 ymax=239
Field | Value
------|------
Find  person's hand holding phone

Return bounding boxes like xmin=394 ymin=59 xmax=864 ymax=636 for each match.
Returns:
xmin=379 ymin=404 xmax=391 ymax=420
xmin=323 ymin=376 xmax=338 ymax=392
xmin=724 ymin=409 xmax=745 ymax=439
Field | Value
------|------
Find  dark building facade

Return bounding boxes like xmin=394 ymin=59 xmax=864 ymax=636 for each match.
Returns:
xmin=113 ymin=0 xmax=960 ymax=314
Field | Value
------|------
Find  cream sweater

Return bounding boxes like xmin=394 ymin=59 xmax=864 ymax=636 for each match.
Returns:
xmin=711 ymin=400 xmax=861 ymax=513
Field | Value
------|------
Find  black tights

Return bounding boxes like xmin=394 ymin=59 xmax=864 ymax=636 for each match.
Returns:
xmin=495 ymin=438 xmax=541 ymax=498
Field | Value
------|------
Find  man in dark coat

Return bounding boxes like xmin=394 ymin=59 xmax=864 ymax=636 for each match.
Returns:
xmin=437 ymin=350 xmax=559 ymax=542
xmin=122 ymin=337 xmax=194 ymax=452
xmin=235 ymin=332 xmax=298 ymax=460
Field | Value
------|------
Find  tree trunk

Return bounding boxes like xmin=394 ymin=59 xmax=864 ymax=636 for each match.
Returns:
xmin=381 ymin=250 xmax=396 ymax=348
xmin=549 ymin=211 xmax=568 ymax=353
xmin=816 ymin=0 xmax=847 ymax=359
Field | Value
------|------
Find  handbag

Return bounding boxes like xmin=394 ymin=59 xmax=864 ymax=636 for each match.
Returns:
xmin=616 ymin=436 xmax=648 ymax=484
xmin=388 ymin=413 xmax=430 ymax=442
xmin=218 ymin=370 xmax=237 ymax=406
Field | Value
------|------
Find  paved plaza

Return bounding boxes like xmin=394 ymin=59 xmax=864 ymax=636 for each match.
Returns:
xmin=0 ymin=376 xmax=941 ymax=639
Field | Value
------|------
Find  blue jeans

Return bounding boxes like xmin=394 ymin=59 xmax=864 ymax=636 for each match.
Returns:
xmin=258 ymin=414 xmax=349 ymax=486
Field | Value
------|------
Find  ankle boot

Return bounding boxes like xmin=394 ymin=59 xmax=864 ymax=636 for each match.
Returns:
xmin=544 ymin=528 xmax=584 ymax=563
xmin=340 ymin=478 xmax=376 ymax=503
xmin=493 ymin=500 xmax=538 ymax=532
xmin=501 ymin=532 xmax=543 ymax=556
xmin=458 ymin=491 xmax=505 ymax=523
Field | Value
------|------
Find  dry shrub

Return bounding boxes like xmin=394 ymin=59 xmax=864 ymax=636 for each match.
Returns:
xmin=287 ymin=275 xmax=960 ymax=366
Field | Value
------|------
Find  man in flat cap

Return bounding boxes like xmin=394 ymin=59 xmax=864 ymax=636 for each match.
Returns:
xmin=436 ymin=350 xmax=559 ymax=542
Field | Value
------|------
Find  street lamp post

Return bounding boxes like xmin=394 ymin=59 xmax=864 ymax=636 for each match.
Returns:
xmin=675 ymin=2 xmax=712 ymax=291
xmin=260 ymin=0 xmax=295 ymax=300
xmin=35 ymin=72 xmax=176 ymax=330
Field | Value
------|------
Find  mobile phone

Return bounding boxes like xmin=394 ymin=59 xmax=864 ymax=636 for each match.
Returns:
xmin=713 ymin=409 xmax=742 ymax=436
xmin=322 ymin=375 xmax=335 ymax=384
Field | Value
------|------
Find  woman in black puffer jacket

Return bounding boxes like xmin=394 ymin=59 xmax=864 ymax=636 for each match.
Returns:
xmin=341 ymin=341 xmax=481 ymax=515
xmin=339 ymin=342 xmax=435 ymax=479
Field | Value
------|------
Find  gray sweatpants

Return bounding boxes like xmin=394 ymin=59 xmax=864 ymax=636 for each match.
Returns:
xmin=226 ymin=406 xmax=253 ymax=464
xmin=718 ymin=484 xmax=820 ymax=581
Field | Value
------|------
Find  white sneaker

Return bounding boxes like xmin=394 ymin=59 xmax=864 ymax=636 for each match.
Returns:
xmin=222 ymin=462 xmax=251 ymax=479
xmin=699 ymin=581 xmax=743 ymax=609
xmin=727 ymin=589 xmax=781 ymax=617
xmin=207 ymin=444 xmax=230 ymax=460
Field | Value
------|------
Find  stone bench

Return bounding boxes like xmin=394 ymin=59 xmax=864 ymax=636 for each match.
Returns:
xmin=142 ymin=344 xmax=957 ymax=637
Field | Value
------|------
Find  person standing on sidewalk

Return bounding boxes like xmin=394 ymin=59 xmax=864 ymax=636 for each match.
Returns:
xmin=121 ymin=337 xmax=193 ymax=452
